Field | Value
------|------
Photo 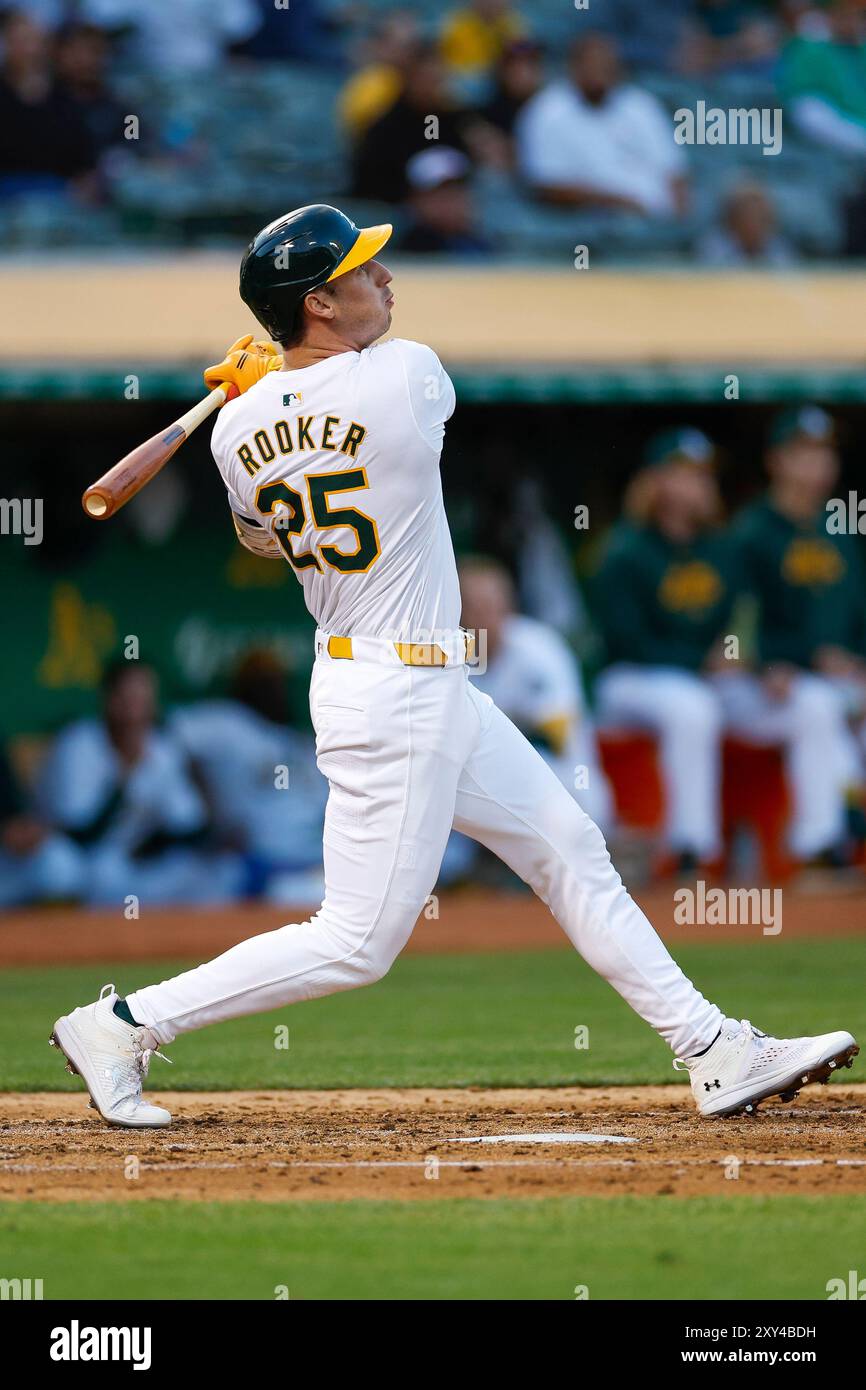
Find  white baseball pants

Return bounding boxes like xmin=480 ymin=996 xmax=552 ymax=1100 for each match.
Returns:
xmin=595 ymin=663 xmax=723 ymax=859
xmin=713 ymin=671 xmax=862 ymax=857
xmin=129 ymin=638 xmax=723 ymax=1058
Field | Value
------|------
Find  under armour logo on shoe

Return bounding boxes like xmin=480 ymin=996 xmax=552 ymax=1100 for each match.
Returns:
xmin=704 ymin=1079 xmax=721 ymax=1091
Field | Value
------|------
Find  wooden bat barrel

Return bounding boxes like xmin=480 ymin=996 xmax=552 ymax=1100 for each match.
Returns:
xmin=82 ymin=382 xmax=238 ymax=520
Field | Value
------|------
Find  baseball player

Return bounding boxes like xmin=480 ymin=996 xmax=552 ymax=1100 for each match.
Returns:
xmin=719 ymin=407 xmax=866 ymax=863
xmin=593 ymin=429 xmax=734 ymax=870
xmin=51 ymin=205 xmax=857 ymax=1126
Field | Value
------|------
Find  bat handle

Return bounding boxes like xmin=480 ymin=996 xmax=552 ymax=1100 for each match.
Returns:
xmin=175 ymin=382 xmax=237 ymax=436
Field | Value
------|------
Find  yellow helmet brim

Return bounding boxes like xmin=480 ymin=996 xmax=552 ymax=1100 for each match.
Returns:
xmin=327 ymin=222 xmax=393 ymax=282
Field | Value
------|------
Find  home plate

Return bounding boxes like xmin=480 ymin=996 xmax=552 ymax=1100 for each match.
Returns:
xmin=451 ymin=1132 xmax=636 ymax=1145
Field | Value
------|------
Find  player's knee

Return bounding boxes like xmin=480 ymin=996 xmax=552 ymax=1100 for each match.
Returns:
xmin=351 ymin=941 xmax=394 ymax=987
xmin=296 ymin=910 xmax=395 ymax=988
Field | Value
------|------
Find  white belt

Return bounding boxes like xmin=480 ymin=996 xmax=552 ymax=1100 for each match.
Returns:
xmin=314 ymin=628 xmax=473 ymax=668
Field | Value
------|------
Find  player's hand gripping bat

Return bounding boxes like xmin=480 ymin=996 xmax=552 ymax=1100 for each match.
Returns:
xmin=81 ymin=382 xmax=239 ymax=520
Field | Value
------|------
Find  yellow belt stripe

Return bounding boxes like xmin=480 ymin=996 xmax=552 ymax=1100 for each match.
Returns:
xmin=326 ymin=636 xmax=354 ymax=660
xmin=394 ymin=641 xmax=448 ymax=667
xmin=326 ymin=636 xmax=454 ymax=666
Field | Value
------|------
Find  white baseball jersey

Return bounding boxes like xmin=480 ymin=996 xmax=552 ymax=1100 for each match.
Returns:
xmin=210 ymin=339 xmax=460 ymax=638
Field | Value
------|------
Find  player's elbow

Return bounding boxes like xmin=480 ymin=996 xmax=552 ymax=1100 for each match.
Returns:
xmin=232 ymin=512 xmax=282 ymax=558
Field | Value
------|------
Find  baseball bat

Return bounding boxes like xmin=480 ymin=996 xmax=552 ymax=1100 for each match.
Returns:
xmin=81 ymin=382 xmax=239 ymax=520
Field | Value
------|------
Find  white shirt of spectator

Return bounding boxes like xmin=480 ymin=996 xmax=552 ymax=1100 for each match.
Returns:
xmin=470 ymin=614 xmax=584 ymax=778
xmin=82 ymin=0 xmax=260 ymax=74
xmin=516 ymin=80 xmax=686 ymax=217
xmin=169 ymin=701 xmax=326 ymax=866
xmin=38 ymin=721 xmax=207 ymax=854
xmin=472 ymin=614 xmax=580 ymax=731
xmin=469 ymin=613 xmax=612 ymax=828
xmin=211 ymin=339 xmax=461 ymax=641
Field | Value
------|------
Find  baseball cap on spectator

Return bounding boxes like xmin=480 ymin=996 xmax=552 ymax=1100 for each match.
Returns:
xmin=769 ymin=405 xmax=835 ymax=446
xmin=644 ymin=427 xmax=715 ymax=469
xmin=406 ymin=146 xmax=472 ymax=191
xmin=501 ymin=36 xmax=544 ymax=61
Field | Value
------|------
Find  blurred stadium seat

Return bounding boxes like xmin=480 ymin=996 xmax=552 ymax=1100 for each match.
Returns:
xmin=599 ymin=731 xmax=795 ymax=880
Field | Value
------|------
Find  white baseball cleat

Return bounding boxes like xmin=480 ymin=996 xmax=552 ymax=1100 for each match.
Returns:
xmin=50 ymin=984 xmax=172 ymax=1128
xmin=675 ymin=1018 xmax=859 ymax=1117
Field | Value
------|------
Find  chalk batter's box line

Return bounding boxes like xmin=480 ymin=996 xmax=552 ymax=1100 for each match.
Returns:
xmin=4 ymin=1157 xmax=866 ymax=1174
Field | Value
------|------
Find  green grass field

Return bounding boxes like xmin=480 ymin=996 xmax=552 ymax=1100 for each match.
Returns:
xmin=2 ymin=937 xmax=864 ymax=1091
xmin=3 ymin=935 xmax=864 ymax=1300
xmin=2 ymin=1197 xmax=864 ymax=1300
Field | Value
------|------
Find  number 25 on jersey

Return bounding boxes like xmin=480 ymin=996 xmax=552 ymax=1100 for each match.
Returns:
xmin=255 ymin=468 xmax=381 ymax=575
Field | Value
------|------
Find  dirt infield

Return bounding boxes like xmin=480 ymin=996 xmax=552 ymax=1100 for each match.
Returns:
xmin=3 ymin=886 xmax=866 ymax=967
xmin=2 ymin=1084 xmax=864 ymax=1204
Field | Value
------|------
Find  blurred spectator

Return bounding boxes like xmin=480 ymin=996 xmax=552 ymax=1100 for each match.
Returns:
xmin=54 ymin=22 xmax=125 ymax=163
xmin=778 ymin=1 xmax=832 ymax=40
xmin=239 ymin=0 xmax=340 ymax=65
xmin=169 ymin=649 xmax=326 ymax=904
xmin=38 ymin=661 xmax=240 ymax=906
xmin=684 ymin=0 xmax=780 ymax=75
xmin=721 ymin=406 xmax=866 ymax=864
xmin=0 ymin=10 xmax=95 ymax=195
xmin=79 ymin=0 xmax=261 ymax=75
xmin=460 ymin=556 xmax=613 ymax=829
xmin=593 ymin=430 xmax=734 ymax=869
xmin=339 ymin=11 xmax=420 ymax=142
xmin=440 ymin=0 xmax=525 ymax=83
xmin=595 ymin=0 xmax=778 ymax=75
xmin=697 ymin=182 xmax=798 ymax=266
xmin=781 ymin=0 xmax=866 ymax=153
xmin=514 ymin=476 xmax=587 ymax=638
xmin=480 ymin=37 xmax=543 ymax=136
xmin=589 ymin=0 xmax=699 ymax=74
xmin=515 ymin=34 xmax=688 ymax=217
xmin=350 ymin=44 xmax=478 ymax=204
xmin=0 ymin=739 xmax=82 ymax=907
xmin=399 ymin=147 xmax=494 ymax=255
xmin=0 ymin=0 xmax=66 ymax=28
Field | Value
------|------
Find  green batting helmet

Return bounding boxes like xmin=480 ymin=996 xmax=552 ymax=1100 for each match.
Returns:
xmin=239 ymin=204 xmax=392 ymax=344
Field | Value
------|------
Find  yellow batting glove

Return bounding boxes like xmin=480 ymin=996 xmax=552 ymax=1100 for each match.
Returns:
xmin=203 ymin=334 xmax=282 ymax=396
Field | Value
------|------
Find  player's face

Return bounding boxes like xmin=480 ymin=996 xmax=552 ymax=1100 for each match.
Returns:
xmin=570 ymin=36 xmax=619 ymax=104
xmin=104 ymin=669 xmax=157 ymax=729
xmin=771 ymin=439 xmax=839 ymax=503
xmin=459 ymin=569 xmax=512 ymax=656
xmin=656 ymin=461 xmax=718 ymax=525
xmin=330 ymin=258 xmax=394 ymax=347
